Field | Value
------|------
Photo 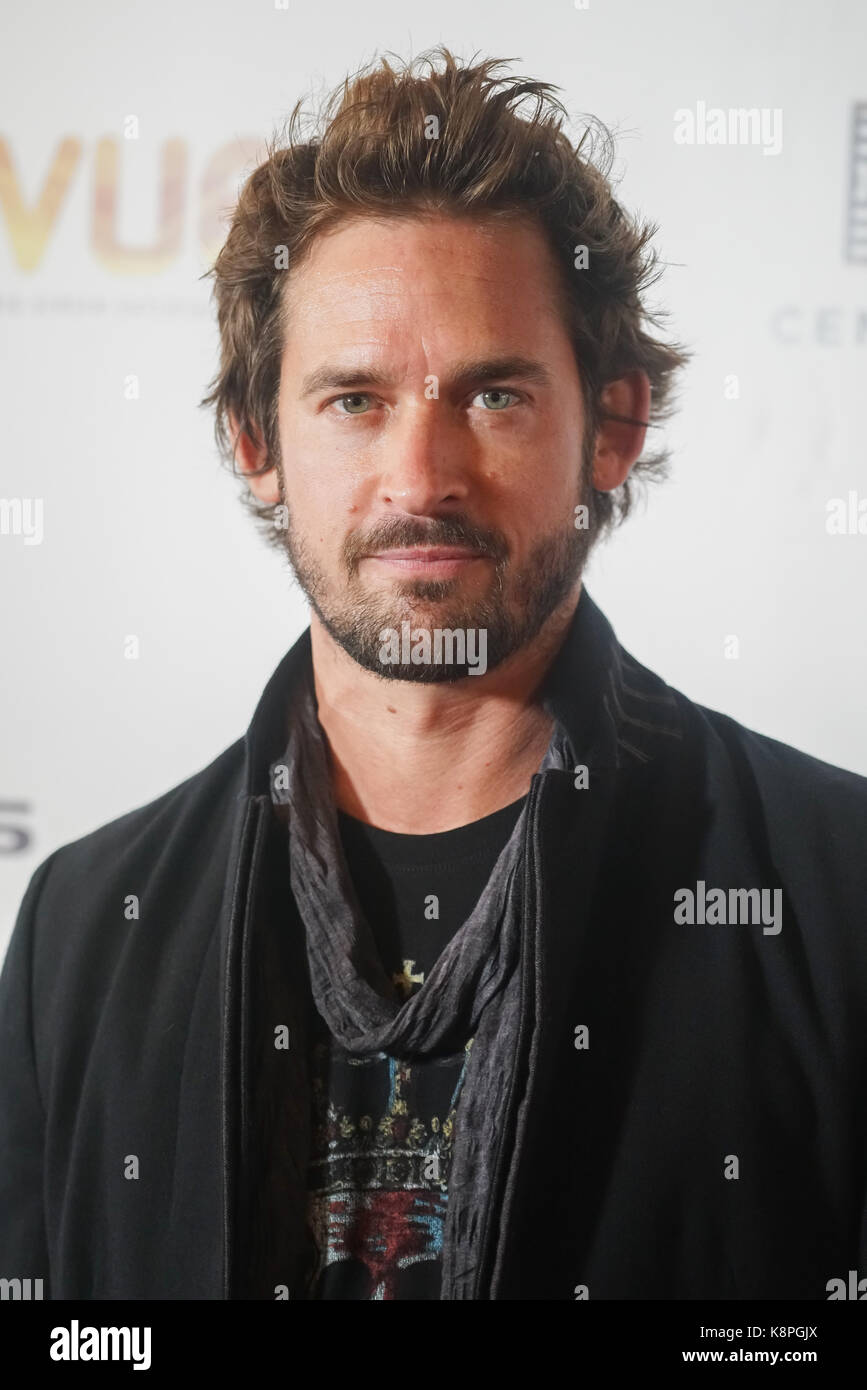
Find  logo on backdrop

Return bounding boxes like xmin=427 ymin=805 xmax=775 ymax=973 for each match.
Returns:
xmin=845 ymin=102 xmax=867 ymax=265
xmin=769 ymin=102 xmax=867 ymax=345
xmin=0 ymin=131 xmax=261 ymax=318
xmin=0 ymin=803 xmax=32 ymax=855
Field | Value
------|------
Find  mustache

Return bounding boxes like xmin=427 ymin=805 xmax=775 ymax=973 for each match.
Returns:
xmin=345 ymin=516 xmax=509 ymax=566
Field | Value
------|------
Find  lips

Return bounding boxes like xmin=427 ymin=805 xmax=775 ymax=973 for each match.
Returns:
xmin=370 ymin=547 xmax=482 ymax=561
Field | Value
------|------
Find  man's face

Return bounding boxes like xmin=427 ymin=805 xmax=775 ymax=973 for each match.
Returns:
xmin=268 ymin=211 xmax=595 ymax=681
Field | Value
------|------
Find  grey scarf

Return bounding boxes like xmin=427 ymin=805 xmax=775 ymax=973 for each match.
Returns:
xmin=269 ymin=658 xmax=575 ymax=1299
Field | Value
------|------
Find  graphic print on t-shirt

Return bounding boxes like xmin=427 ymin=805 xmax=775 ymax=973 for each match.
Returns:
xmin=307 ymin=993 xmax=473 ymax=1300
xmin=305 ymin=794 xmax=527 ymax=1301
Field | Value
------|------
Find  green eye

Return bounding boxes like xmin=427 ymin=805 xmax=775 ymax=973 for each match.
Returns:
xmin=476 ymin=388 xmax=516 ymax=411
xmin=337 ymin=393 xmax=371 ymax=414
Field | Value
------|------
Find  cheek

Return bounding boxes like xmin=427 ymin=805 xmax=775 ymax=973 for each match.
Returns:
xmin=284 ymin=413 xmax=372 ymax=501
xmin=482 ymin=437 xmax=576 ymax=514
xmin=285 ymin=471 xmax=362 ymax=558
xmin=525 ymin=420 xmax=584 ymax=498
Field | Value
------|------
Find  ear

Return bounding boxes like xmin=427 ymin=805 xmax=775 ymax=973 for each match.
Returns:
xmin=591 ymin=371 xmax=652 ymax=492
xmin=228 ymin=411 xmax=281 ymax=505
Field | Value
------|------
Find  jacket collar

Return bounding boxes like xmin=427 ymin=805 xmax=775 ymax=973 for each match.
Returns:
xmin=537 ymin=588 xmax=684 ymax=770
xmin=240 ymin=588 xmax=684 ymax=797
xmin=242 ymin=626 xmax=313 ymax=796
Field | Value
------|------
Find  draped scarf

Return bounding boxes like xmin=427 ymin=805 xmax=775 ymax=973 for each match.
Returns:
xmin=269 ymin=658 xmax=575 ymax=1298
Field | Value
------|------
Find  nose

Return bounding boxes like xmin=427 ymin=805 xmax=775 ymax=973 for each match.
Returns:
xmin=375 ymin=399 xmax=472 ymax=514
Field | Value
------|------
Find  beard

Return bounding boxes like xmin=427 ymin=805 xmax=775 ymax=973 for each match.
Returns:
xmin=271 ymin=440 xmax=597 ymax=683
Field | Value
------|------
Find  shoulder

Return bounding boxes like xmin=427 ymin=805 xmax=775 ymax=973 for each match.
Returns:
xmin=9 ymin=736 xmax=247 ymax=959
xmin=610 ymin=641 xmax=867 ymax=821
xmin=50 ymin=736 xmax=246 ymax=871
xmin=687 ymin=697 xmax=867 ymax=810
xmin=671 ymin=694 xmax=867 ymax=897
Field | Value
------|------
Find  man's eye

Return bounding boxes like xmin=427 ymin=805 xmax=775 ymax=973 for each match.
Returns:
xmin=333 ymin=393 xmax=372 ymax=415
xmin=472 ymin=388 xmax=518 ymax=411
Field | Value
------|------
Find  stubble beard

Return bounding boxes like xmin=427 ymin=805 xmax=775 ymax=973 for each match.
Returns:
xmin=271 ymin=441 xmax=598 ymax=683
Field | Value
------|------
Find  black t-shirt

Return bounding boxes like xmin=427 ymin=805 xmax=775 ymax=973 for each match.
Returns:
xmin=306 ymin=793 xmax=528 ymax=1300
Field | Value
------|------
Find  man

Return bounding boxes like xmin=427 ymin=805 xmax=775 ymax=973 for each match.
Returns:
xmin=1 ymin=46 xmax=866 ymax=1302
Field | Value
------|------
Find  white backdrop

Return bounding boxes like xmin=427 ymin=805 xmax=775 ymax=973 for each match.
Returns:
xmin=2 ymin=0 xmax=865 ymax=954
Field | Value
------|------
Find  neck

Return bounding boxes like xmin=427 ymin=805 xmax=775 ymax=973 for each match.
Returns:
xmin=309 ymin=586 xmax=581 ymax=833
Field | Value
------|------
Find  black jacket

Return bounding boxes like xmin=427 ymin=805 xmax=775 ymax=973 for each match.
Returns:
xmin=2 ymin=591 xmax=867 ymax=1300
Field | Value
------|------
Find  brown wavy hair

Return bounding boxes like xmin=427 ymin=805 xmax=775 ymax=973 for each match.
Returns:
xmin=199 ymin=45 xmax=690 ymax=549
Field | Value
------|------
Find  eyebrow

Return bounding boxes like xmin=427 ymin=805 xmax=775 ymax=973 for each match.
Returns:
xmin=299 ymin=355 xmax=554 ymax=398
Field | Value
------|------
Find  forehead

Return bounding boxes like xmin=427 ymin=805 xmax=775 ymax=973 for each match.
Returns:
xmin=278 ymin=212 xmax=569 ymax=354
